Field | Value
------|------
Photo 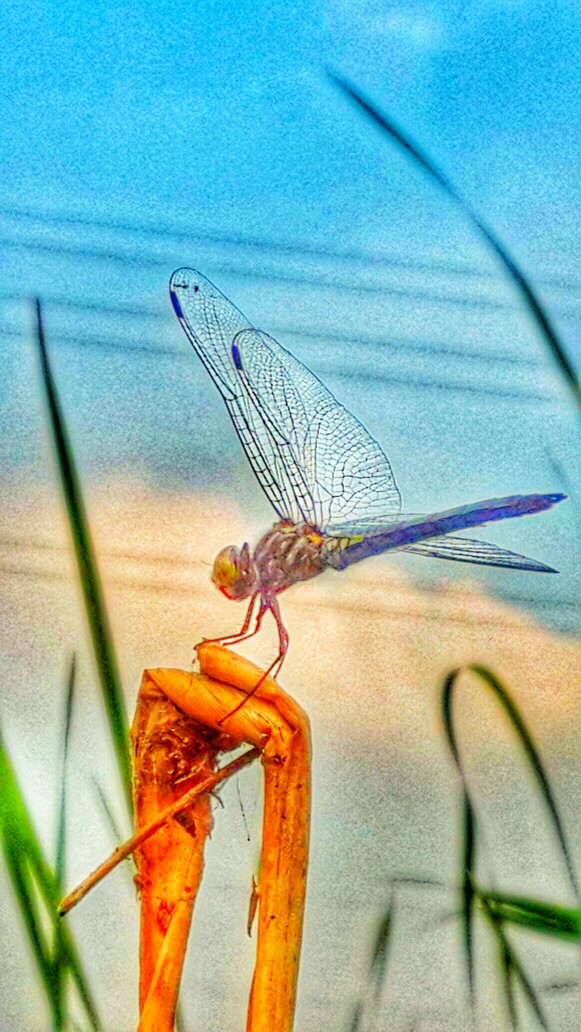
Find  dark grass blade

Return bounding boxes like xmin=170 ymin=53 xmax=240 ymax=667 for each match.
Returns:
xmin=368 ymin=902 xmax=394 ymax=1006
xmin=346 ymin=901 xmax=395 ymax=1031
xmin=328 ymin=72 xmax=580 ymax=409
xmin=483 ymin=892 xmax=581 ymax=941
xmin=53 ymin=655 xmax=77 ymax=1025
xmin=461 ymin=798 xmax=476 ymax=1004
xmin=498 ymin=933 xmax=518 ymax=1031
xmin=481 ymin=900 xmax=550 ymax=1031
xmin=93 ymin=778 xmax=126 ymax=845
xmin=347 ymin=1000 xmax=364 ymax=1032
xmin=511 ymin=960 xmax=550 ymax=1032
xmin=444 ymin=667 xmax=578 ymax=900
xmin=442 ymin=673 xmax=477 ymax=1004
xmin=542 ymin=980 xmax=581 ymax=995
xmin=34 ymin=299 xmax=132 ymax=815
xmin=0 ymin=727 xmax=101 ymax=1029
xmin=387 ymin=875 xmax=447 ymax=889
xmin=443 ymin=665 xmax=579 ymax=1027
xmin=469 ymin=665 xmax=579 ymax=900
xmin=93 ymin=777 xmax=137 ymax=887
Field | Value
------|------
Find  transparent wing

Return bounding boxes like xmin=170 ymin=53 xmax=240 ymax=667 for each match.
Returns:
xmin=232 ymin=327 xmax=401 ymax=532
xmin=170 ymin=268 xmax=246 ymax=400
xmin=401 ymin=536 xmax=558 ymax=572
xmin=170 ymin=268 xmax=401 ymax=531
xmin=170 ymin=268 xmax=303 ymax=520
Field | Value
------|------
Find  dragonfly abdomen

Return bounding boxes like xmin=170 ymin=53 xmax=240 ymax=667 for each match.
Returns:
xmin=325 ymin=494 xmax=565 ymax=572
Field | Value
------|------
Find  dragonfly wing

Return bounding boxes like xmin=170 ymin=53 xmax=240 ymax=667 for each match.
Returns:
xmin=232 ymin=327 xmax=402 ymax=531
xmin=170 ymin=269 xmax=302 ymax=521
xmin=170 ymin=268 xmax=247 ymax=400
xmin=401 ymin=536 xmax=559 ymax=572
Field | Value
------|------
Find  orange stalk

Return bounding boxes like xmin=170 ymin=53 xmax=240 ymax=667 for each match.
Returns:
xmin=141 ymin=648 xmax=311 ymax=1030
xmin=197 ymin=646 xmax=311 ymax=1032
xmin=131 ymin=676 xmax=228 ymax=1031
xmin=60 ymin=646 xmax=311 ymax=1032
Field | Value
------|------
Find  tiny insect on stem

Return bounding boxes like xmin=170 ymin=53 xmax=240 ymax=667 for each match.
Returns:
xmin=58 ymin=745 xmax=261 ymax=916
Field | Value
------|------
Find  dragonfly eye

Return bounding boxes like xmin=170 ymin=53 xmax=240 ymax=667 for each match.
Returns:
xmin=212 ymin=545 xmax=257 ymax=600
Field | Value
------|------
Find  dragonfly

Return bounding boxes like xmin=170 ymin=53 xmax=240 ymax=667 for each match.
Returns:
xmin=170 ymin=268 xmax=565 ymax=688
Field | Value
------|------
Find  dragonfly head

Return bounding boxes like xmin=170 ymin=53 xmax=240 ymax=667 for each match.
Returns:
xmin=212 ymin=542 xmax=258 ymax=601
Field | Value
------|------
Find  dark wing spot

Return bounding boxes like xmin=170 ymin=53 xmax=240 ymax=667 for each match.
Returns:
xmin=231 ymin=342 xmax=243 ymax=370
xmin=170 ymin=291 xmax=184 ymax=318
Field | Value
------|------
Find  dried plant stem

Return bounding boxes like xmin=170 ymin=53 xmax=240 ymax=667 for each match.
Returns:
xmin=149 ymin=645 xmax=312 ymax=1031
xmin=197 ymin=645 xmax=311 ymax=1032
xmin=58 ymin=746 xmax=260 ymax=916
xmin=60 ymin=645 xmax=311 ymax=1032
xmin=131 ymin=678 xmax=225 ymax=1031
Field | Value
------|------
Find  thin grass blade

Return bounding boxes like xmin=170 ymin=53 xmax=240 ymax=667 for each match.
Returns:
xmin=478 ymin=895 xmax=549 ymax=1032
xmin=469 ymin=665 xmax=578 ymax=900
xmin=347 ymin=1000 xmax=364 ymax=1032
xmin=442 ymin=672 xmax=477 ymax=1004
xmin=328 ymin=72 xmax=580 ymax=409
xmin=2 ymin=845 xmax=62 ymax=1029
xmin=53 ymin=654 xmax=77 ymax=1025
xmin=498 ymin=933 xmax=518 ymax=1031
xmin=368 ymin=902 xmax=394 ymax=1006
xmin=0 ymin=727 xmax=101 ymax=1029
xmin=92 ymin=778 xmax=126 ymax=845
xmin=486 ymin=912 xmax=550 ymax=1031
xmin=56 ymin=654 xmax=76 ymax=889
xmin=33 ymin=299 xmax=132 ymax=815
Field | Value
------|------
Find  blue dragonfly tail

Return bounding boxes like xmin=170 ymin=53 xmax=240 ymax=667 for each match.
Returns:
xmin=326 ymin=493 xmax=566 ymax=573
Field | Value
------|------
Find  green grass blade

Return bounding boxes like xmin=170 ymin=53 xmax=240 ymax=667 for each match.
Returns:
xmin=34 ymin=299 xmax=132 ymax=815
xmin=2 ymin=845 xmax=62 ymax=1029
xmin=510 ymin=958 xmax=550 ymax=1031
xmin=483 ymin=892 xmax=581 ymax=941
xmin=0 ymin=727 xmax=101 ymax=1029
xmin=461 ymin=798 xmax=476 ymax=1004
xmin=55 ymin=924 xmax=101 ymax=1030
xmin=328 ymin=72 xmax=580 ymax=409
xmin=0 ymin=728 xmax=60 ymax=904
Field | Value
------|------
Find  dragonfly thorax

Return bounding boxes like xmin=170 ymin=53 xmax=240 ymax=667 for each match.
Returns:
xmin=252 ymin=522 xmax=325 ymax=596
xmin=212 ymin=523 xmax=326 ymax=603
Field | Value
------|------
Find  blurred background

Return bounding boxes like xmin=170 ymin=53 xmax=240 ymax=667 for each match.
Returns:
xmin=0 ymin=1 xmax=579 ymax=1029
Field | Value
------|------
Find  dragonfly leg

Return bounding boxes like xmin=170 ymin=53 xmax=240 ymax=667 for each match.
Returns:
xmin=218 ymin=598 xmax=289 ymax=724
xmin=265 ymin=595 xmax=289 ymax=680
xmin=197 ymin=593 xmax=259 ymax=650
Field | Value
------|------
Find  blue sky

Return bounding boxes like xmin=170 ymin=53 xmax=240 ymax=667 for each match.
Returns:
xmin=1 ymin=0 xmax=579 ymax=260
xmin=0 ymin=0 xmax=578 ymax=629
